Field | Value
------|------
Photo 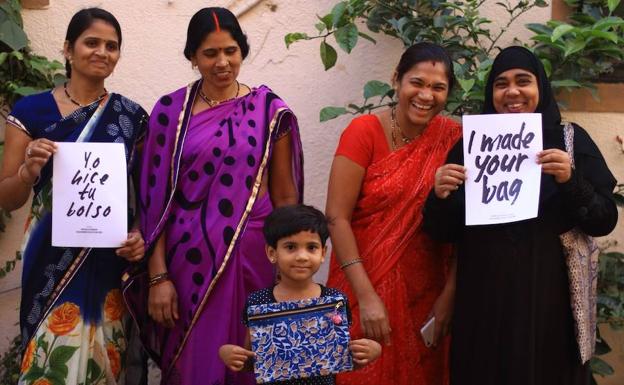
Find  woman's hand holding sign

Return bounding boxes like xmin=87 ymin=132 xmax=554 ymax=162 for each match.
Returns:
xmin=537 ymin=149 xmax=571 ymax=183
xmin=23 ymin=138 xmax=58 ymax=184
xmin=116 ymin=229 xmax=145 ymax=262
xmin=434 ymin=164 xmax=467 ymax=199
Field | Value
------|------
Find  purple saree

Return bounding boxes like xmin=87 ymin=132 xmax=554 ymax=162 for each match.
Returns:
xmin=123 ymin=82 xmax=303 ymax=385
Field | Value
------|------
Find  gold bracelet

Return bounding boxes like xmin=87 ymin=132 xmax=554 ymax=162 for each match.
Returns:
xmin=340 ymin=258 xmax=363 ymax=270
xmin=149 ymin=272 xmax=170 ymax=287
xmin=17 ymin=164 xmax=36 ymax=186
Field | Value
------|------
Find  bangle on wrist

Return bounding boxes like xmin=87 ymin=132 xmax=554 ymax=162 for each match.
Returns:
xmin=18 ymin=164 xmax=36 ymax=186
xmin=149 ymin=272 xmax=170 ymax=287
xmin=340 ymin=258 xmax=363 ymax=270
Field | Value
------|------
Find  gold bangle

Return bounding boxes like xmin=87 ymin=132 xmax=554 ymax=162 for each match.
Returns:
xmin=340 ymin=258 xmax=363 ymax=270
xmin=149 ymin=272 xmax=170 ymax=287
xmin=17 ymin=164 xmax=35 ymax=186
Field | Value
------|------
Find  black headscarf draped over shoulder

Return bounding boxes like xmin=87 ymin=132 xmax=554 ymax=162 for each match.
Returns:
xmin=483 ymin=46 xmax=562 ymax=130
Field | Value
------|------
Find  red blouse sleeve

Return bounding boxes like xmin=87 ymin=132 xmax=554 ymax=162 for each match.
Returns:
xmin=334 ymin=115 xmax=381 ymax=168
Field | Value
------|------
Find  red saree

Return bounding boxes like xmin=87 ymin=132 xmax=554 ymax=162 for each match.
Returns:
xmin=327 ymin=114 xmax=461 ymax=385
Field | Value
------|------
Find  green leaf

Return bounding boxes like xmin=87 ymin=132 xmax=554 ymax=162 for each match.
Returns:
xmin=10 ymin=50 xmax=23 ymax=60
xmin=48 ymin=345 xmax=79 ymax=368
xmin=320 ymin=106 xmax=347 ymax=122
xmin=540 ymin=58 xmax=552 ymax=77
xmin=331 ymin=2 xmax=348 ymax=28
xmin=530 ymin=35 xmax=553 ymax=44
xmin=46 ymin=365 xmax=68 ymax=385
xmin=534 ymin=0 xmax=548 ymax=7
xmin=14 ymin=86 xmax=40 ymax=96
xmin=590 ymin=356 xmax=614 ymax=376
xmin=593 ymin=17 xmax=624 ymax=31
xmin=0 ymin=19 xmax=27 ymax=51
xmin=0 ymin=51 xmax=7 ymax=66
xmin=433 ymin=15 xmax=446 ymax=28
xmin=563 ymin=38 xmax=586 ymax=58
xmin=613 ymin=193 xmax=624 ymax=207
xmin=594 ymin=336 xmax=612 ymax=355
xmin=40 ymin=337 xmax=49 ymax=354
xmin=587 ymin=30 xmax=618 ymax=43
xmin=457 ymin=78 xmax=476 ymax=93
xmin=358 ymin=32 xmax=376 ymax=44
xmin=526 ymin=23 xmax=552 ymax=35
xmin=315 ymin=22 xmax=326 ymax=33
xmin=363 ymin=80 xmax=392 ymax=100
xmin=551 ymin=79 xmax=582 ymax=88
xmin=0 ymin=1 xmax=23 ymax=26
xmin=87 ymin=358 xmax=102 ymax=382
xmin=551 ymin=24 xmax=575 ymax=42
xmin=608 ymin=0 xmax=621 ymax=13
xmin=53 ymin=73 xmax=67 ymax=86
xmin=21 ymin=366 xmax=45 ymax=381
xmin=603 ymin=251 xmax=624 ymax=259
xmin=317 ymin=14 xmax=333 ymax=30
xmin=284 ymin=32 xmax=308 ymax=49
xmin=334 ymin=23 xmax=358 ymax=53
xmin=319 ymin=41 xmax=337 ymax=70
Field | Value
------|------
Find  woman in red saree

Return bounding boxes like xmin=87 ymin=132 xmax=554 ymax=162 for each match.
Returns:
xmin=326 ymin=42 xmax=461 ymax=385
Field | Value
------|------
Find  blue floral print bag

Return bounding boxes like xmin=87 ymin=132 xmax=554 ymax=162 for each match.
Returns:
xmin=246 ymin=295 xmax=354 ymax=383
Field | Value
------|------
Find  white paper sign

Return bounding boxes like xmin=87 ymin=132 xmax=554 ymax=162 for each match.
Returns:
xmin=52 ymin=142 xmax=127 ymax=247
xmin=463 ymin=113 xmax=543 ymax=225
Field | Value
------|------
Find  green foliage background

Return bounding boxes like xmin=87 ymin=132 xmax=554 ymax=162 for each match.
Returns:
xmin=286 ymin=0 xmax=624 ymax=121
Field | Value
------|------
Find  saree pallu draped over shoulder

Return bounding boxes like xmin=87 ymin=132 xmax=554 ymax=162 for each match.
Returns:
xmin=12 ymin=91 xmax=147 ymax=385
xmin=327 ymin=115 xmax=461 ymax=385
xmin=123 ymin=82 xmax=303 ymax=385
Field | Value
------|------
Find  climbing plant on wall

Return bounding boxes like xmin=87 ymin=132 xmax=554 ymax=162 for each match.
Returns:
xmin=286 ymin=0 xmax=624 ymax=120
xmin=0 ymin=0 xmax=64 ymax=238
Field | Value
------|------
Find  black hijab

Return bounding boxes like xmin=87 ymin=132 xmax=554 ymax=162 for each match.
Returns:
xmin=483 ymin=46 xmax=562 ymax=130
xmin=482 ymin=46 xmax=614 ymax=203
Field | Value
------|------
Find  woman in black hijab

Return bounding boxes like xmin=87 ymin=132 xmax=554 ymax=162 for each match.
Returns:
xmin=422 ymin=46 xmax=617 ymax=385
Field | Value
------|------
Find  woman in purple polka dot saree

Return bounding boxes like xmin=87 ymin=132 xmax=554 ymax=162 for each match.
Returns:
xmin=122 ymin=9 xmax=303 ymax=385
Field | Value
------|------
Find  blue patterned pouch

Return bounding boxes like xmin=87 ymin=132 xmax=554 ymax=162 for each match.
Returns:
xmin=247 ymin=295 xmax=353 ymax=383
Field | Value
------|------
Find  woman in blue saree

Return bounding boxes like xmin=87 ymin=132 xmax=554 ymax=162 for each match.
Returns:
xmin=0 ymin=8 xmax=146 ymax=385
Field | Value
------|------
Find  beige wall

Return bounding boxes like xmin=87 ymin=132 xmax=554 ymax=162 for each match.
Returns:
xmin=18 ymin=0 xmax=550 ymax=210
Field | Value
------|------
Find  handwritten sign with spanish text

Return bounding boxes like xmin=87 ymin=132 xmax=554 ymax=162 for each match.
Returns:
xmin=463 ymin=113 xmax=542 ymax=225
xmin=52 ymin=142 xmax=127 ymax=247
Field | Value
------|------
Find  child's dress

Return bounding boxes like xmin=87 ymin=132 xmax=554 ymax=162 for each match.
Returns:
xmin=243 ymin=284 xmax=352 ymax=385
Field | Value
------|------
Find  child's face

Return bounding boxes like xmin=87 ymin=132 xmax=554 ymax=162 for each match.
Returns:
xmin=266 ymin=231 xmax=327 ymax=283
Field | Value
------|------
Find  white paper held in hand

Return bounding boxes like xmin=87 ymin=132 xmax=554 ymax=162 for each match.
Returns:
xmin=52 ymin=142 xmax=127 ymax=248
xmin=462 ymin=113 xmax=543 ymax=226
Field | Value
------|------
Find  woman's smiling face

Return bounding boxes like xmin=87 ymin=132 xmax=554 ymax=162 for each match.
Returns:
xmin=492 ymin=68 xmax=539 ymax=114
xmin=192 ymin=30 xmax=242 ymax=91
xmin=64 ymin=19 xmax=120 ymax=80
xmin=394 ymin=60 xmax=450 ymax=130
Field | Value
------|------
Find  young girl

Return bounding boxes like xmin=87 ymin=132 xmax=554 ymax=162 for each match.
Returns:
xmin=219 ymin=204 xmax=381 ymax=384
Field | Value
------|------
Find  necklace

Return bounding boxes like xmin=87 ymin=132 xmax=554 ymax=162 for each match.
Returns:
xmin=390 ymin=105 xmax=421 ymax=149
xmin=64 ymin=82 xmax=108 ymax=107
xmin=199 ymin=81 xmax=240 ymax=107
